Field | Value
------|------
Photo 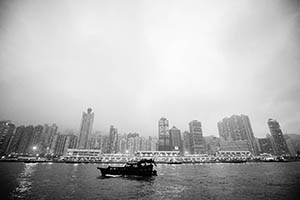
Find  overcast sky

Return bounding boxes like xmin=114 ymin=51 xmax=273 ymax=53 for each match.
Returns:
xmin=0 ymin=0 xmax=299 ymax=137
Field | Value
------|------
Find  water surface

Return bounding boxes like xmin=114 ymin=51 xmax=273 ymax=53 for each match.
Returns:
xmin=0 ymin=162 xmax=299 ymax=199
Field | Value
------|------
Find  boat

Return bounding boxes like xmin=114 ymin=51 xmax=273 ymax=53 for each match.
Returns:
xmin=220 ymin=159 xmax=247 ymax=163
xmin=166 ymin=160 xmax=182 ymax=164
xmin=23 ymin=159 xmax=47 ymax=163
xmin=97 ymin=159 xmax=157 ymax=177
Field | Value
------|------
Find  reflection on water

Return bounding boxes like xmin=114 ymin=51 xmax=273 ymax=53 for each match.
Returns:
xmin=1 ymin=162 xmax=299 ymax=200
xmin=11 ymin=163 xmax=37 ymax=199
xmin=152 ymin=184 xmax=187 ymax=200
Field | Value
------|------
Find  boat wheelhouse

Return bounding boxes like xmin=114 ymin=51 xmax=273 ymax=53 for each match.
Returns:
xmin=97 ymin=159 xmax=157 ymax=177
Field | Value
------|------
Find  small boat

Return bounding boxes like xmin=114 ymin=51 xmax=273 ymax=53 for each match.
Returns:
xmin=97 ymin=159 xmax=157 ymax=177
xmin=23 ymin=160 xmax=47 ymax=163
xmin=166 ymin=161 xmax=182 ymax=164
xmin=64 ymin=160 xmax=83 ymax=164
xmin=220 ymin=159 xmax=247 ymax=163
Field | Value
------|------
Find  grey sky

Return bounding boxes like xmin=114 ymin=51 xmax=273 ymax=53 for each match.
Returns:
xmin=0 ymin=0 xmax=300 ymax=137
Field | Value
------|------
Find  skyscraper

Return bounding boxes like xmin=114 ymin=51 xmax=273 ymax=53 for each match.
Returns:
xmin=38 ymin=124 xmax=58 ymax=154
xmin=63 ymin=134 xmax=78 ymax=155
xmin=7 ymin=125 xmax=25 ymax=154
xmin=189 ymin=120 xmax=206 ymax=154
xmin=169 ymin=126 xmax=183 ymax=153
xmin=53 ymin=134 xmax=67 ymax=156
xmin=118 ymin=137 xmax=127 ymax=154
xmin=27 ymin=125 xmax=43 ymax=154
xmin=49 ymin=133 xmax=60 ymax=155
xmin=218 ymin=115 xmax=259 ymax=155
xmin=108 ymin=125 xmax=118 ymax=153
xmin=183 ymin=131 xmax=193 ymax=155
xmin=77 ymin=108 xmax=94 ymax=149
xmin=158 ymin=117 xmax=170 ymax=151
xmin=267 ymin=119 xmax=290 ymax=156
xmin=17 ymin=125 xmax=34 ymax=154
xmin=0 ymin=121 xmax=15 ymax=155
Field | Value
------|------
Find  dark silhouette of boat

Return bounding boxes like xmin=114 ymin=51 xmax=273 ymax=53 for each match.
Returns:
xmin=166 ymin=161 xmax=182 ymax=164
xmin=220 ymin=159 xmax=247 ymax=163
xmin=64 ymin=160 xmax=83 ymax=164
xmin=23 ymin=160 xmax=47 ymax=163
xmin=97 ymin=159 xmax=157 ymax=177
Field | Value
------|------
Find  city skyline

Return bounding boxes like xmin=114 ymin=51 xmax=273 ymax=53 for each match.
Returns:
xmin=1 ymin=115 xmax=298 ymax=156
xmin=0 ymin=112 xmax=299 ymax=138
xmin=1 ymin=0 xmax=300 ymax=137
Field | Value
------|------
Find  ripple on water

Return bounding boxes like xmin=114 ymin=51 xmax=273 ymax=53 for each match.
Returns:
xmin=2 ymin=162 xmax=300 ymax=200
xmin=10 ymin=163 xmax=37 ymax=199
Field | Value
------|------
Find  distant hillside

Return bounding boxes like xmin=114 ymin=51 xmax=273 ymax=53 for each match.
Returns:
xmin=285 ymin=134 xmax=300 ymax=155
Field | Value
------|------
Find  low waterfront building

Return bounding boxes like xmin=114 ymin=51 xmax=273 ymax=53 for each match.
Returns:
xmin=216 ymin=151 xmax=251 ymax=158
xmin=219 ymin=140 xmax=250 ymax=151
xmin=63 ymin=149 xmax=101 ymax=160
xmin=135 ymin=151 xmax=180 ymax=157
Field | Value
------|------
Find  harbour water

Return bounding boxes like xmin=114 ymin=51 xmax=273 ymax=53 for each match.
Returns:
xmin=0 ymin=162 xmax=299 ymax=200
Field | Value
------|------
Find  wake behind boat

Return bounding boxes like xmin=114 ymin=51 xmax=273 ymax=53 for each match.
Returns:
xmin=97 ymin=159 xmax=157 ymax=177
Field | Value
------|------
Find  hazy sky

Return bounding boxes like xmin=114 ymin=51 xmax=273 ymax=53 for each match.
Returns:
xmin=0 ymin=0 xmax=300 ymax=137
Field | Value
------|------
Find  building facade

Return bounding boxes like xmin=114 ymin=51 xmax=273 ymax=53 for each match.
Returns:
xmin=204 ymin=135 xmax=220 ymax=155
xmin=17 ymin=125 xmax=34 ymax=154
xmin=183 ymin=131 xmax=193 ymax=155
xmin=0 ymin=121 xmax=15 ymax=155
xmin=108 ymin=125 xmax=118 ymax=153
xmin=258 ymin=137 xmax=274 ymax=155
xmin=158 ymin=117 xmax=170 ymax=151
xmin=77 ymin=108 xmax=94 ymax=149
xmin=217 ymin=115 xmax=259 ymax=155
xmin=169 ymin=126 xmax=183 ymax=154
xmin=267 ymin=119 xmax=290 ymax=156
xmin=189 ymin=120 xmax=206 ymax=154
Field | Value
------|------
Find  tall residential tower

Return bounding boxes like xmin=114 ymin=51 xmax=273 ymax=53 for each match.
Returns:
xmin=158 ymin=117 xmax=170 ymax=151
xmin=189 ymin=120 xmax=206 ymax=154
xmin=217 ymin=115 xmax=259 ymax=155
xmin=267 ymin=119 xmax=290 ymax=156
xmin=169 ymin=126 xmax=183 ymax=154
xmin=77 ymin=108 xmax=94 ymax=149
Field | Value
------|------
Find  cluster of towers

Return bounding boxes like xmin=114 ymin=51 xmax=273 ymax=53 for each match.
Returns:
xmin=158 ymin=115 xmax=292 ymax=156
xmin=76 ymin=109 xmax=158 ymax=154
xmin=0 ymin=107 xmax=293 ymax=157
xmin=158 ymin=117 xmax=206 ymax=154
xmin=0 ymin=122 xmax=78 ymax=156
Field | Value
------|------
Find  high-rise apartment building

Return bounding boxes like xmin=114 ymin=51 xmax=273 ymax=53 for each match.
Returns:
xmin=267 ymin=119 xmax=290 ymax=156
xmin=53 ymin=134 xmax=67 ymax=155
xmin=63 ymin=135 xmax=78 ymax=155
xmin=183 ymin=131 xmax=193 ymax=155
xmin=204 ymin=136 xmax=220 ymax=155
xmin=100 ymin=135 xmax=110 ymax=153
xmin=140 ymin=137 xmax=147 ymax=151
xmin=147 ymin=136 xmax=158 ymax=151
xmin=258 ymin=137 xmax=275 ymax=154
xmin=158 ymin=117 xmax=170 ymax=151
xmin=218 ymin=115 xmax=259 ymax=155
xmin=108 ymin=125 xmax=118 ymax=153
xmin=0 ymin=121 xmax=15 ymax=155
xmin=169 ymin=126 xmax=183 ymax=153
xmin=17 ymin=125 xmax=34 ymax=154
xmin=7 ymin=125 xmax=25 ymax=154
xmin=38 ymin=124 xmax=58 ymax=154
xmin=189 ymin=120 xmax=206 ymax=154
xmin=77 ymin=108 xmax=94 ymax=149
xmin=119 ymin=138 xmax=127 ymax=154
xmin=27 ymin=125 xmax=43 ymax=154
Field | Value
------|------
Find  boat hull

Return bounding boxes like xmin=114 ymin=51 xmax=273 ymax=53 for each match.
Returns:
xmin=98 ymin=167 xmax=157 ymax=177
